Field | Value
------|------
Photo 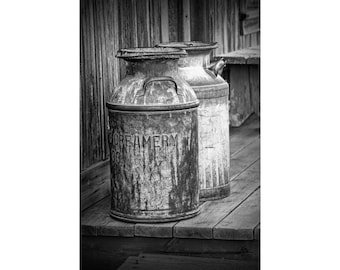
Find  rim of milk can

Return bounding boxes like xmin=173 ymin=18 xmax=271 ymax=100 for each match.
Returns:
xmin=156 ymin=41 xmax=218 ymax=51
xmin=116 ymin=47 xmax=187 ymax=61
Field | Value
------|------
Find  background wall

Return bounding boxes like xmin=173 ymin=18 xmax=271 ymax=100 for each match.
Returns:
xmin=80 ymin=0 xmax=260 ymax=210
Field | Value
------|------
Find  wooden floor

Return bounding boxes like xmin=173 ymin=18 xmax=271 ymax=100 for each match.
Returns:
xmin=81 ymin=114 xmax=260 ymax=269
xmin=118 ymin=253 xmax=259 ymax=270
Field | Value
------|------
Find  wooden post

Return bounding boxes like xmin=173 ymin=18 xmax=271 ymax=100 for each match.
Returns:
xmin=160 ymin=0 xmax=169 ymax=42
xmin=182 ymin=0 xmax=190 ymax=41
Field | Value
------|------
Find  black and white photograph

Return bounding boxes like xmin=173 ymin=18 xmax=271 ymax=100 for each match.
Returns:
xmin=80 ymin=0 xmax=260 ymax=269
xmin=3 ymin=1 xmax=340 ymax=270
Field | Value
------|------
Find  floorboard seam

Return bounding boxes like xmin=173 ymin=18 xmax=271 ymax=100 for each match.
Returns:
xmin=230 ymin=157 xmax=260 ymax=182
xmin=230 ymin=135 xmax=260 ymax=157
xmin=211 ymin=186 xmax=260 ymax=238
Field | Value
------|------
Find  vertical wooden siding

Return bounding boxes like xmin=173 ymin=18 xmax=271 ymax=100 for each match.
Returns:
xmin=80 ymin=0 xmax=260 ymax=208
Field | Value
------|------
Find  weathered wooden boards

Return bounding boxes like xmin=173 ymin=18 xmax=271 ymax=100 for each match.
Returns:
xmin=240 ymin=0 xmax=260 ymax=36
xmin=118 ymin=253 xmax=259 ymax=270
xmin=81 ymin=116 xmax=260 ymax=240
xmin=217 ymin=46 xmax=260 ymax=126
xmin=221 ymin=46 xmax=260 ymax=65
xmin=249 ymin=65 xmax=260 ymax=115
xmin=230 ymin=114 xmax=260 ymax=156
xmin=81 ymin=160 xmax=110 ymax=211
xmin=174 ymin=159 xmax=259 ymax=239
xmin=82 ymin=236 xmax=259 ymax=270
xmin=229 ymin=64 xmax=253 ymax=127
xmin=214 ymin=189 xmax=260 ymax=240
xmin=81 ymin=196 xmax=135 ymax=237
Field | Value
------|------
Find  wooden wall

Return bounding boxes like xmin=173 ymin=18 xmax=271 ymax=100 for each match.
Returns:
xmin=80 ymin=0 xmax=260 ymax=210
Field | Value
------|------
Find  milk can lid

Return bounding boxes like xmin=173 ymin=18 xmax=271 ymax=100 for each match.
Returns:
xmin=156 ymin=41 xmax=218 ymax=51
xmin=116 ymin=47 xmax=187 ymax=61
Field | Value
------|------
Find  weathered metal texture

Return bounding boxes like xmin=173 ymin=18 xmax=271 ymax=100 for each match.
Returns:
xmin=106 ymin=48 xmax=200 ymax=223
xmin=157 ymin=42 xmax=230 ymax=201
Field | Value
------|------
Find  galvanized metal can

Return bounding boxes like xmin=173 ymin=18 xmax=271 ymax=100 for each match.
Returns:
xmin=157 ymin=42 xmax=230 ymax=201
xmin=106 ymin=48 xmax=200 ymax=223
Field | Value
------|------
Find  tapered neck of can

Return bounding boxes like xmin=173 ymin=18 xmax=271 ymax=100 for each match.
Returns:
xmin=178 ymin=50 xmax=212 ymax=68
xmin=126 ymin=59 xmax=179 ymax=76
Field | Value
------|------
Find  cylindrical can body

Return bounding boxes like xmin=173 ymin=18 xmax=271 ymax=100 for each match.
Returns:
xmin=157 ymin=42 xmax=230 ymax=201
xmin=106 ymin=48 xmax=200 ymax=222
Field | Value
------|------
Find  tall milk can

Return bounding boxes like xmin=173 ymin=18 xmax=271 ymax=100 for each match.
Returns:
xmin=157 ymin=42 xmax=230 ymax=201
xmin=106 ymin=48 xmax=200 ymax=223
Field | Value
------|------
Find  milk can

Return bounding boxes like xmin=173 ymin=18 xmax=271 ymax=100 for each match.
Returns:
xmin=157 ymin=42 xmax=230 ymax=201
xmin=106 ymin=48 xmax=200 ymax=223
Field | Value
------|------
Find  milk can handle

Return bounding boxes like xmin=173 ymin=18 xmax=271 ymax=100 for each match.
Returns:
xmin=143 ymin=76 xmax=178 ymax=94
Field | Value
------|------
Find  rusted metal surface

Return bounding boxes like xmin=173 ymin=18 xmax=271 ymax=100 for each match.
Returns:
xmin=157 ymin=42 xmax=230 ymax=201
xmin=106 ymin=48 xmax=200 ymax=222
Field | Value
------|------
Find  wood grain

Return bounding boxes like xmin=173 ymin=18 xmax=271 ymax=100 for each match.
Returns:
xmin=135 ymin=222 xmax=176 ymax=238
xmin=230 ymin=114 xmax=260 ymax=156
xmin=81 ymin=159 xmax=110 ymax=211
xmin=230 ymin=138 xmax=260 ymax=180
xmin=160 ymin=0 xmax=169 ymax=42
xmin=82 ymin=236 xmax=259 ymax=270
xmin=249 ymin=65 xmax=260 ymax=115
xmin=118 ymin=253 xmax=259 ymax=270
xmin=174 ymin=159 xmax=260 ymax=239
xmin=214 ymin=189 xmax=260 ymax=240
xmin=229 ymin=65 xmax=253 ymax=127
xmin=81 ymin=196 xmax=135 ymax=237
xmin=182 ymin=0 xmax=191 ymax=41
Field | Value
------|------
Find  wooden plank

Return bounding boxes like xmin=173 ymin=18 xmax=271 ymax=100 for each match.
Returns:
xmin=226 ymin=0 xmax=232 ymax=51
xmin=254 ymin=223 xmax=260 ymax=240
xmin=229 ymin=0 xmax=235 ymax=51
xmin=230 ymin=118 xmax=260 ymax=157
xmin=234 ymin=0 xmax=240 ymax=50
xmin=118 ymin=0 xmax=137 ymax=79
xmin=230 ymin=138 xmax=260 ymax=180
xmin=249 ymin=65 xmax=260 ymax=116
xmin=221 ymin=0 xmax=228 ymax=53
xmin=149 ymin=0 xmax=161 ymax=46
xmin=80 ymin=0 xmax=107 ymax=170
xmin=242 ymin=17 xmax=260 ymax=35
xmin=81 ymin=196 xmax=135 ymax=237
xmin=94 ymin=0 xmax=107 ymax=161
xmin=250 ymin=32 xmax=257 ymax=47
xmin=161 ymin=0 xmax=169 ymax=42
xmin=80 ymin=0 xmax=85 ymax=171
xmin=166 ymin=239 xmax=259 ymax=261
xmin=135 ymin=222 xmax=176 ymax=238
xmin=229 ymin=64 xmax=253 ymax=127
xmin=240 ymin=0 xmax=260 ymax=36
xmin=81 ymin=159 xmax=110 ymax=211
xmin=168 ymin=0 xmax=178 ymax=42
xmin=230 ymin=114 xmax=259 ymax=138
xmin=217 ymin=47 xmax=260 ymax=65
xmin=217 ymin=0 xmax=224 ymax=55
xmin=190 ymin=0 xmax=203 ymax=42
xmin=182 ymin=0 xmax=190 ymax=41
xmin=136 ymin=0 xmax=151 ymax=47
xmin=174 ymin=160 xmax=260 ymax=239
xmin=214 ymin=189 xmax=260 ymax=240
xmin=112 ymin=0 xmax=120 ymax=86
xmin=118 ymin=253 xmax=259 ymax=270
xmin=82 ymin=236 xmax=174 ymax=270
xmin=82 ymin=237 xmax=259 ymax=269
